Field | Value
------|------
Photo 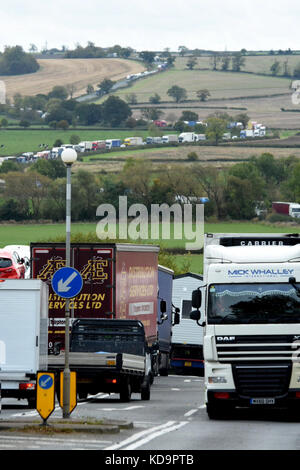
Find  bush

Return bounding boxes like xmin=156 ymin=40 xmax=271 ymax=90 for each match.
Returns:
xmin=266 ymin=213 xmax=296 ymax=223
xmin=187 ymin=152 xmax=198 ymax=161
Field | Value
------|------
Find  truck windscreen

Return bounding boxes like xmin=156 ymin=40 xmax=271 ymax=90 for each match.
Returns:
xmin=208 ymin=283 xmax=300 ymax=324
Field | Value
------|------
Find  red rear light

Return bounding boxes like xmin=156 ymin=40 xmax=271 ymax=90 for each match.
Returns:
xmin=214 ymin=392 xmax=230 ymax=400
xmin=105 ymin=378 xmax=117 ymax=384
xmin=296 ymin=392 xmax=300 ymax=398
xmin=19 ymin=383 xmax=36 ymax=390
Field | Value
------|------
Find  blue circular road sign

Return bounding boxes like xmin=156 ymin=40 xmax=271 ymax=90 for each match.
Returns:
xmin=38 ymin=374 xmax=54 ymax=390
xmin=51 ymin=266 xmax=83 ymax=299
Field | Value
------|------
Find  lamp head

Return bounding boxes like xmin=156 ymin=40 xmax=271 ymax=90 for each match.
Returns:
xmin=61 ymin=148 xmax=77 ymax=164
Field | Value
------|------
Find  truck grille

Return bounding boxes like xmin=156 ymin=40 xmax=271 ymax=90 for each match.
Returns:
xmin=232 ymin=363 xmax=292 ymax=398
xmin=216 ymin=335 xmax=300 ymax=362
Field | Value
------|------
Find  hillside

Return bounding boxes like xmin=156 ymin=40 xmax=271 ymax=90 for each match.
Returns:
xmin=0 ymin=58 xmax=145 ymax=100
xmin=94 ymin=56 xmax=299 ymax=129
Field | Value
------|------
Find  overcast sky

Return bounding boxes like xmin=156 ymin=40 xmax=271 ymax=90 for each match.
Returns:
xmin=1 ymin=0 xmax=300 ymax=53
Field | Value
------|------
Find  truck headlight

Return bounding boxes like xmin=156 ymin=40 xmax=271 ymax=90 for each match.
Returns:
xmin=208 ymin=376 xmax=227 ymax=384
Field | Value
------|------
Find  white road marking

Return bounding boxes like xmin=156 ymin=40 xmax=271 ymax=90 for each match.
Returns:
xmin=98 ymin=405 xmax=144 ymax=411
xmin=184 ymin=409 xmax=198 ymax=417
xmin=105 ymin=420 xmax=188 ymax=450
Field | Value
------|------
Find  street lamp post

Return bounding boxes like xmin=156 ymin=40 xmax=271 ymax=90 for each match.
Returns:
xmin=61 ymin=148 xmax=77 ymax=419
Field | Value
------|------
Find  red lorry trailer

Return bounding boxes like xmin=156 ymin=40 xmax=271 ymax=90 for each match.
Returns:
xmin=30 ymin=243 xmax=159 ymax=353
xmin=30 ymin=243 xmax=160 ymax=399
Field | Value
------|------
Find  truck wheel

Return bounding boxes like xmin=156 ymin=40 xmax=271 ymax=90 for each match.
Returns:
xmin=141 ymin=376 xmax=151 ymax=401
xmin=28 ymin=397 xmax=37 ymax=409
xmin=206 ymin=403 xmax=233 ymax=420
xmin=120 ymin=380 xmax=131 ymax=402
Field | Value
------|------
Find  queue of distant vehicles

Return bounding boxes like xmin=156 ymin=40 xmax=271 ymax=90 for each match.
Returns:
xmin=0 ymin=121 xmax=267 ymax=164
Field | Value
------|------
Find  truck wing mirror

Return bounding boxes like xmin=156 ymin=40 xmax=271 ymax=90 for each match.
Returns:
xmin=190 ymin=310 xmax=201 ymax=321
xmin=160 ymin=299 xmax=167 ymax=314
xmin=192 ymin=289 xmax=202 ymax=309
xmin=173 ymin=311 xmax=180 ymax=325
xmin=190 ymin=309 xmax=206 ymax=327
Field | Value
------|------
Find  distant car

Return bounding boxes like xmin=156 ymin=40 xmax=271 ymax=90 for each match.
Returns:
xmin=0 ymin=250 xmax=26 ymax=279
xmin=4 ymin=245 xmax=30 ymax=279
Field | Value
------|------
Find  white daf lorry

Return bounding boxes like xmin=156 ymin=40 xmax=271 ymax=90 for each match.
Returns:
xmin=191 ymin=233 xmax=300 ymax=419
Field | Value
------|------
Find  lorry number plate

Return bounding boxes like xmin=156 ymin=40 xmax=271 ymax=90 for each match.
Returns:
xmin=250 ymin=398 xmax=275 ymax=405
xmin=184 ymin=361 xmax=192 ymax=367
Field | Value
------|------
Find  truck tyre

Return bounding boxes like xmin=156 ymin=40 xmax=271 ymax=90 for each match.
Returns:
xmin=120 ymin=380 xmax=131 ymax=402
xmin=206 ymin=403 xmax=233 ymax=420
xmin=141 ymin=376 xmax=151 ymax=401
xmin=28 ymin=396 xmax=37 ymax=409
xmin=159 ymin=367 xmax=169 ymax=377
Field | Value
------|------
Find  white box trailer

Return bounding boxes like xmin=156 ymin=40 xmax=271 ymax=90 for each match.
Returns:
xmin=171 ymin=273 xmax=205 ymax=374
xmin=0 ymin=279 xmax=48 ymax=407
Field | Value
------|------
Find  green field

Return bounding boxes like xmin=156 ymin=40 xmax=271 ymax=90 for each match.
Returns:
xmin=0 ymin=129 xmax=149 ymax=157
xmin=1 ymin=221 xmax=299 ymax=274
xmin=96 ymin=60 xmax=291 ymax=104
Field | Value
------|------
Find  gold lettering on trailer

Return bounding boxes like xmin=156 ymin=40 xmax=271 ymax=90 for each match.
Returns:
xmin=81 ymin=260 xmax=108 ymax=281
xmin=38 ymin=259 xmax=65 ymax=280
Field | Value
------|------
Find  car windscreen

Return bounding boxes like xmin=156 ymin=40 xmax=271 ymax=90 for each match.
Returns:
xmin=0 ymin=258 xmax=12 ymax=268
xmin=208 ymin=283 xmax=300 ymax=324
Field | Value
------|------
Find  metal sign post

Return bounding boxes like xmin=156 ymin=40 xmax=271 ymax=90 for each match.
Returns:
xmin=51 ymin=266 xmax=82 ymax=418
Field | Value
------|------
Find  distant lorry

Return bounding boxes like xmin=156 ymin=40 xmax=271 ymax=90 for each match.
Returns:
xmin=191 ymin=232 xmax=300 ymax=419
xmin=162 ymin=135 xmax=178 ymax=144
xmin=30 ymin=243 xmax=160 ymax=395
xmin=240 ymin=130 xmax=253 ymax=138
xmin=78 ymin=141 xmax=93 ymax=152
xmin=272 ymin=201 xmax=300 ymax=219
xmin=171 ymin=273 xmax=204 ymax=375
xmin=0 ymin=280 xmax=48 ymax=407
xmin=124 ymin=137 xmax=144 ymax=146
xmin=178 ymin=132 xmax=197 ymax=143
xmin=105 ymin=139 xmax=121 ymax=150
xmin=92 ymin=140 xmax=106 ymax=151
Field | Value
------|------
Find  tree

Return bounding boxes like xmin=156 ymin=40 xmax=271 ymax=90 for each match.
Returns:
xmin=48 ymin=86 xmax=68 ymax=100
xmin=234 ymin=113 xmax=249 ymax=129
xmin=70 ymin=134 xmax=81 ymax=145
xmin=293 ymin=62 xmax=300 ymax=78
xmin=141 ymin=107 xmax=163 ymax=121
xmin=178 ymin=46 xmax=188 ymax=57
xmin=196 ymin=89 xmax=210 ymax=102
xmin=19 ymin=120 xmax=30 ymax=128
xmin=180 ymin=111 xmax=199 ymax=122
xmin=167 ymin=85 xmax=187 ymax=103
xmin=205 ymin=117 xmax=227 ymax=144
xmin=125 ymin=93 xmax=137 ymax=104
xmin=221 ymin=53 xmax=231 ymax=71
xmin=232 ymin=52 xmax=246 ymax=72
xmin=139 ymin=51 xmax=155 ymax=67
xmin=86 ymin=84 xmax=94 ymax=94
xmin=186 ymin=57 xmax=197 ymax=70
xmin=57 ymin=120 xmax=69 ymax=130
xmin=0 ymin=45 xmax=39 ymax=75
xmin=270 ymin=60 xmax=281 ymax=76
xmin=210 ymin=53 xmax=221 ymax=71
xmin=101 ymin=96 xmax=131 ymax=126
xmin=97 ymin=78 xmax=115 ymax=95
xmin=149 ymin=93 xmax=161 ymax=104
xmin=76 ymin=103 xmax=102 ymax=125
